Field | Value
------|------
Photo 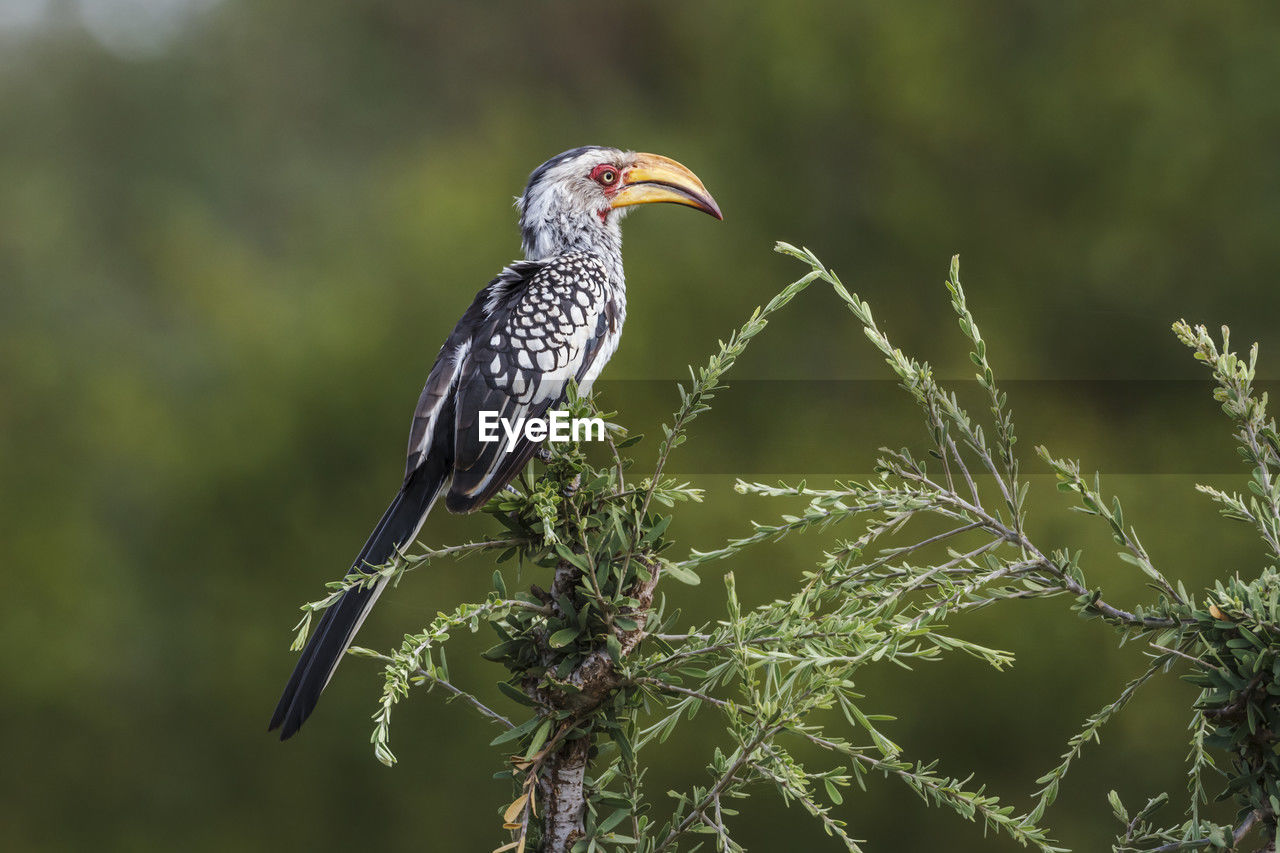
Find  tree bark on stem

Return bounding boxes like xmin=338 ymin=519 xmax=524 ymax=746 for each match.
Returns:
xmin=533 ymin=551 xmax=661 ymax=850
xmin=539 ymin=734 xmax=590 ymax=852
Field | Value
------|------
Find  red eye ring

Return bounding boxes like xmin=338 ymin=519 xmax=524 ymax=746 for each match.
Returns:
xmin=590 ymin=164 xmax=620 ymax=186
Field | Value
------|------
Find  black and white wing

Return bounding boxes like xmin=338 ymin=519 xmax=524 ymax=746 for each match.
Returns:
xmin=445 ymin=251 xmax=620 ymax=512
xmin=402 ymin=262 xmax=541 ymax=478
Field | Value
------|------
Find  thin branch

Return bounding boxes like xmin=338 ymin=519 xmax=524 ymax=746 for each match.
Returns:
xmin=653 ymin=719 xmax=786 ymax=852
xmin=1147 ymin=808 xmax=1262 ymax=852
xmin=1148 ymin=643 xmax=1210 ymax=670
xmin=835 ymin=520 xmax=985 ymax=584
xmin=648 ymin=631 xmax=852 ymax=669
xmin=417 ymin=669 xmax=514 ymax=729
xmin=894 ymin=464 xmax=1181 ymax=629
xmin=947 ymin=435 xmax=983 ymax=512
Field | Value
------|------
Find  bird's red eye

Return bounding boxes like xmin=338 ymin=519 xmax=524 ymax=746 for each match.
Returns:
xmin=590 ymin=164 xmax=619 ymax=186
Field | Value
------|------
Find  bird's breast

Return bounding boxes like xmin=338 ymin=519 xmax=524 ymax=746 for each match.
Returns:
xmin=477 ymin=251 xmax=625 ymax=405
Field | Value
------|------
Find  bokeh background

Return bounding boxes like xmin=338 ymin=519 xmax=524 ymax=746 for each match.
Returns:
xmin=6 ymin=1 xmax=1280 ymax=850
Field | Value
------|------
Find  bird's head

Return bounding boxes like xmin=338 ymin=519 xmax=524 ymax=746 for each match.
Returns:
xmin=517 ymin=146 xmax=722 ymax=260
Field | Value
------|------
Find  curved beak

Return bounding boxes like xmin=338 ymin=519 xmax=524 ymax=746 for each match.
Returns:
xmin=611 ymin=153 xmax=723 ymax=220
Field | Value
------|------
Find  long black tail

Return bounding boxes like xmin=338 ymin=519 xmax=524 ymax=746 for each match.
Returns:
xmin=270 ymin=459 xmax=448 ymax=740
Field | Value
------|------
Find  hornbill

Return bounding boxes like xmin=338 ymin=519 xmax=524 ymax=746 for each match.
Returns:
xmin=270 ymin=147 xmax=722 ymax=740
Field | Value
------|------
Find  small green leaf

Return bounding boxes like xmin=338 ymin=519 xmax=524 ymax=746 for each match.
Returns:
xmin=549 ymin=627 xmax=581 ymax=648
xmin=662 ymin=562 xmax=701 ymax=586
xmin=490 ymin=715 xmax=542 ymax=747
xmin=497 ymin=681 xmax=535 ymax=707
xmin=525 ymin=718 xmax=553 ymax=759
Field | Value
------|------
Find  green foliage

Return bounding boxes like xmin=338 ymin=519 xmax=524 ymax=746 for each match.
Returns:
xmin=291 ymin=264 xmax=1074 ymax=852
xmin=290 ymin=249 xmax=1280 ymax=852
xmin=740 ymin=248 xmax=1280 ymax=851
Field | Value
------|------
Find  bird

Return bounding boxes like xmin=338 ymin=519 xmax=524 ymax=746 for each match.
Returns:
xmin=270 ymin=146 xmax=722 ymax=740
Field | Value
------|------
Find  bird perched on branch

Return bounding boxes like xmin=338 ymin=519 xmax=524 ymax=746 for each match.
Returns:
xmin=270 ymin=147 xmax=722 ymax=740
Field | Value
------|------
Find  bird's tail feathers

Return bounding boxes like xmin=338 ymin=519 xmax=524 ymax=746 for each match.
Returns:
xmin=269 ymin=457 xmax=448 ymax=740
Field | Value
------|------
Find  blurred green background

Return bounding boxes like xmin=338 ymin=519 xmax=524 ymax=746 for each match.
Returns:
xmin=5 ymin=1 xmax=1280 ymax=850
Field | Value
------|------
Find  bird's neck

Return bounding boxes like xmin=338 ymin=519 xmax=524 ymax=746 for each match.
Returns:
xmin=522 ymin=209 xmax=626 ymax=287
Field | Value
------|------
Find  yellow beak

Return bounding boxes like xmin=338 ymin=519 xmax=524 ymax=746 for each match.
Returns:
xmin=610 ymin=153 xmax=723 ymax=220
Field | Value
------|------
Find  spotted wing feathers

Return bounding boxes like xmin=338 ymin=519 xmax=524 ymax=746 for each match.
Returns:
xmin=447 ymin=252 xmax=615 ymax=511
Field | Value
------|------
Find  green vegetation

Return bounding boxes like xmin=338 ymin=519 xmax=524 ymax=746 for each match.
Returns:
xmin=290 ymin=249 xmax=1280 ymax=851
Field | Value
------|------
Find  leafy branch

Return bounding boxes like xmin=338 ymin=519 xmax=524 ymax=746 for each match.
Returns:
xmin=286 ymin=244 xmax=1280 ymax=853
xmin=714 ymin=245 xmax=1280 ymax=852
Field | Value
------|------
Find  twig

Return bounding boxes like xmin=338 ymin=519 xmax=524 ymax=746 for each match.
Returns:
xmin=1147 ymin=808 xmax=1262 ymax=852
xmin=417 ymin=669 xmax=514 ymax=729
